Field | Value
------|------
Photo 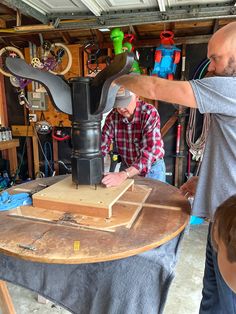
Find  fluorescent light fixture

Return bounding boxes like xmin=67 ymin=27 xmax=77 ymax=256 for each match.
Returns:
xmin=99 ymin=28 xmax=110 ymax=32
xmin=80 ymin=0 xmax=102 ymax=16
xmin=22 ymin=0 xmax=47 ymax=15
xmin=158 ymin=0 xmax=166 ymax=12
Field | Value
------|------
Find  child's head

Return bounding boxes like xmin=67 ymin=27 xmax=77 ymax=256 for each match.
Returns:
xmin=211 ymin=195 xmax=236 ymax=292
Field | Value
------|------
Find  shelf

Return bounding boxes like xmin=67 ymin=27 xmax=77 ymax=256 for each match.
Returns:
xmin=0 ymin=139 xmax=19 ymax=150
xmin=0 ymin=139 xmax=19 ymax=175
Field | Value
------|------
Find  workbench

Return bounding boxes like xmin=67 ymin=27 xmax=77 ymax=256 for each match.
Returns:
xmin=0 ymin=139 xmax=19 ymax=175
xmin=0 ymin=175 xmax=190 ymax=314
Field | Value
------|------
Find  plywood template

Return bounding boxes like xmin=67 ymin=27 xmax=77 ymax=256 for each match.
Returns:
xmin=32 ymin=176 xmax=135 ymax=218
xmin=9 ymin=184 xmax=152 ymax=231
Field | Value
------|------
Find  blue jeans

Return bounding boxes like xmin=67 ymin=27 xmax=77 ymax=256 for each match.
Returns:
xmin=199 ymin=224 xmax=236 ymax=314
xmin=146 ymin=158 xmax=166 ymax=183
xmin=120 ymin=159 xmax=166 ymax=183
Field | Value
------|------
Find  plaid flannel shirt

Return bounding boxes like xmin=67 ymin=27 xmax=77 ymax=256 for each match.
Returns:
xmin=101 ymin=100 xmax=164 ymax=176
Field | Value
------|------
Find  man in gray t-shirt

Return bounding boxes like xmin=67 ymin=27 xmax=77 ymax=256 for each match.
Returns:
xmin=115 ymin=21 xmax=236 ymax=314
xmin=190 ymin=76 xmax=236 ymax=221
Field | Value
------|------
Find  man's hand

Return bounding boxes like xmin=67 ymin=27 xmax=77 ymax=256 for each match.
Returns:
xmin=180 ymin=176 xmax=199 ymax=198
xmin=102 ymin=171 xmax=127 ymax=188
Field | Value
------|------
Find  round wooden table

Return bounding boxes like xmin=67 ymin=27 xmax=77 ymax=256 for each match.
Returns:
xmin=0 ymin=175 xmax=190 ymax=264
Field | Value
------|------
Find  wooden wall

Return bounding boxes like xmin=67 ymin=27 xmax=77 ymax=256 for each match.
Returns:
xmin=24 ymin=44 xmax=83 ymax=127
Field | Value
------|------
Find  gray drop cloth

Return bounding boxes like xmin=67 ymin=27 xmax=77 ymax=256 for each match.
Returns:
xmin=0 ymin=232 xmax=183 ymax=314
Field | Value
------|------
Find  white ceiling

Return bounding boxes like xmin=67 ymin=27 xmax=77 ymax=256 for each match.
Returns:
xmin=2 ymin=0 xmax=236 ymax=30
xmin=21 ymin=0 xmax=234 ymax=16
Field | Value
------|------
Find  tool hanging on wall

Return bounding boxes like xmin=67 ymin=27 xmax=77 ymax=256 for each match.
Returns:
xmin=83 ymin=41 xmax=101 ymax=75
xmin=35 ymin=112 xmax=52 ymax=135
xmin=52 ymin=121 xmax=71 ymax=142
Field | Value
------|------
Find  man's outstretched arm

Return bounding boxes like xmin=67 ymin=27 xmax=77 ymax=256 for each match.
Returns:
xmin=114 ymin=75 xmax=197 ymax=108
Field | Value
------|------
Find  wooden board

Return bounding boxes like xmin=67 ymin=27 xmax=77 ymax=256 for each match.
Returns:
xmin=11 ymin=125 xmax=34 ymax=137
xmin=0 ymin=281 xmax=16 ymax=314
xmin=9 ymin=203 xmax=138 ymax=232
xmin=0 ymin=139 xmax=19 ymax=150
xmin=9 ymin=184 xmax=152 ymax=231
xmin=118 ymin=184 xmax=151 ymax=203
xmin=32 ymin=176 xmax=134 ymax=218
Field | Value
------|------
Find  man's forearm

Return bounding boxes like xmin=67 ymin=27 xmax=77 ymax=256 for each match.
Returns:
xmin=115 ymin=75 xmax=157 ymax=100
xmin=114 ymin=75 xmax=197 ymax=108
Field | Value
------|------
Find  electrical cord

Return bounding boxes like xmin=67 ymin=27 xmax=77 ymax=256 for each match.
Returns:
xmin=185 ymin=59 xmax=211 ymax=174
xmin=43 ymin=141 xmax=53 ymax=177
xmin=33 ymin=125 xmax=55 ymax=176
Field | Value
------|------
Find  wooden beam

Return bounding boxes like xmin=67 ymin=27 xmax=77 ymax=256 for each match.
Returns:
xmin=0 ymin=18 xmax=6 ymax=28
xmin=0 ymin=73 xmax=11 ymax=163
xmin=95 ymin=29 xmax=104 ymax=45
xmin=137 ymin=34 xmax=211 ymax=47
xmin=52 ymin=138 xmax=59 ymax=175
xmin=0 ymin=280 xmax=16 ymax=314
xmin=0 ymin=36 xmax=7 ymax=45
xmin=101 ymin=34 xmax=211 ymax=49
xmin=161 ymin=110 xmax=178 ymax=137
xmin=14 ymin=24 xmax=54 ymax=32
xmin=16 ymin=9 xmax=21 ymax=27
xmin=169 ymin=22 xmax=176 ymax=32
xmin=129 ymin=25 xmax=137 ymax=37
xmin=59 ymin=31 xmax=72 ymax=45
xmin=0 ymin=74 xmax=8 ymax=126
xmin=212 ymin=19 xmax=219 ymax=33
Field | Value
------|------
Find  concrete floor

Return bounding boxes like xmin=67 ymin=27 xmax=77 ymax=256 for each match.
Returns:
xmin=1 ymin=223 xmax=208 ymax=314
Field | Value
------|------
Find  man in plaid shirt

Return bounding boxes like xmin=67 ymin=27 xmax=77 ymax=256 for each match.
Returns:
xmin=101 ymin=88 xmax=166 ymax=187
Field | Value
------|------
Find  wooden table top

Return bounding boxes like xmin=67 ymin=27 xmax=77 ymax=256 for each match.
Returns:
xmin=0 ymin=175 xmax=190 ymax=264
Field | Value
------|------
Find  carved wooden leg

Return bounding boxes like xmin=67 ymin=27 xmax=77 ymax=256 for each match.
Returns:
xmin=0 ymin=280 xmax=16 ymax=314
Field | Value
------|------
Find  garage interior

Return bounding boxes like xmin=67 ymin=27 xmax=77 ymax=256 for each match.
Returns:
xmin=0 ymin=1 xmax=235 ymax=314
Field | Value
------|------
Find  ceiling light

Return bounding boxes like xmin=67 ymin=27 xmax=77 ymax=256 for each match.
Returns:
xmin=99 ymin=28 xmax=110 ymax=32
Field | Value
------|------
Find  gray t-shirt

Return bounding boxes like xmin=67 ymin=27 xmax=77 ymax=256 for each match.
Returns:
xmin=189 ymin=77 xmax=236 ymax=220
